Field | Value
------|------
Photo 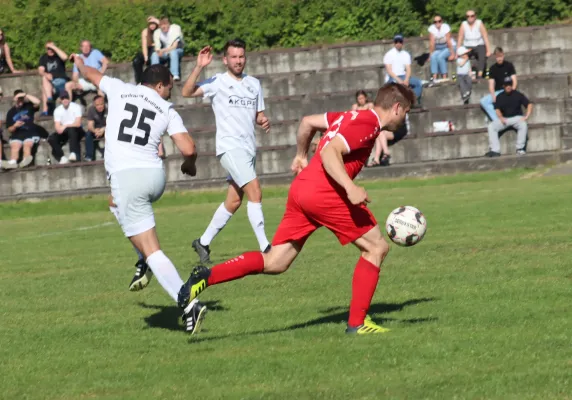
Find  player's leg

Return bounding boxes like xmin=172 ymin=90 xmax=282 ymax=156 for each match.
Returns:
xmin=193 ymin=181 xmax=242 ymax=264
xmin=178 ymin=241 xmax=302 ymax=308
xmin=242 ymin=177 xmax=271 ymax=252
xmin=346 ymin=226 xmax=391 ymax=334
xmin=180 ymin=189 xmax=316 ymax=307
xmin=306 ymin=191 xmax=390 ymax=334
xmin=220 ymin=148 xmax=270 ymax=252
xmin=111 ymin=168 xmax=206 ymax=333
xmin=107 ymin=195 xmax=150 ymax=291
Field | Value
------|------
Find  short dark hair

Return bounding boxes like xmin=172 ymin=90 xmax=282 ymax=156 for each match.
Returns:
xmin=13 ymin=89 xmax=23 ymax=97
xmin=223 ymin=39 xmax=246 ymax=56
xmin=93 ymin=95 xmax=104 ymax=103
xmin=141 ymin=64 xmax=172 ymax=87
xmin=160 ymin=15 xmax=170 ymax=22
xmin=494 ymin=47 xmax=504 ymax=54
xmin=355 ymin=90 xmax=368 ymax=100
xmin=374 ymin=82 xmax=415 ymax=110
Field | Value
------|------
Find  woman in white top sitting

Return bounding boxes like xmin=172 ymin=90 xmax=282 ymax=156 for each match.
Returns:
xmin=457 ymin=10 xmax=491 ymax=79
xmin=428 ymin=14 xmax=456 ymax=80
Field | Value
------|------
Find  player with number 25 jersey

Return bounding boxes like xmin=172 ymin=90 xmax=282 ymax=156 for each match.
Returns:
xmin=72 ymin=56 xmax=207 ymax=335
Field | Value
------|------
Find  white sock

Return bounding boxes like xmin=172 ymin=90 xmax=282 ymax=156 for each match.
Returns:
xmin=110 ymin=206 xmax=144 ymax=261
xmin=247 ymin=201 xmax=270 ymax=251
xmin=199 ymin=203 xmax=234 ymax=246
xmin=146 ymin=250 xmax=184 ymax=302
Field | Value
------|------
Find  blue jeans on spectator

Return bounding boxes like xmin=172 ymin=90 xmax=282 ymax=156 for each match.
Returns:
xmin=85 ymin=131 xmax=104 ymax=161
xmin=430 ymin=47 xmax=451 ymax=76
xmin=150 ymin=48 xmax=184 ymax=77
xmin=480 ymin=89 xmax=504 ymax=121
xmin=389 ymin=75 xmax=423 ymax=102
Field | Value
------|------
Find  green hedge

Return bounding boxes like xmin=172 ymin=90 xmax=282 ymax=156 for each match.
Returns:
xmin=1 ymin=0 xmax=570 ymax=69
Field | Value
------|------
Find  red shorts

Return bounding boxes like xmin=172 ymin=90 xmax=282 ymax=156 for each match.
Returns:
xmin=272 ymin=180 xmax=377 ymax=247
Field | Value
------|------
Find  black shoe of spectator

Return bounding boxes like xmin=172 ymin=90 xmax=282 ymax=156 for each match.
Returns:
xmin=485 ymin=151 xmax=501 ymax=157
xmin=380 ymin=155 xmax=391 ymax=167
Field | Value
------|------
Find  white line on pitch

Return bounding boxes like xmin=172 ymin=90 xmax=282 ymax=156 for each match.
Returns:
xmin=0 ymin=221 xmax=115 ymax=242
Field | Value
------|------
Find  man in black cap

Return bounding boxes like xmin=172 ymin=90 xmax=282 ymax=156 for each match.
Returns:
xmin=383 ymin=34 xmax=423 ymax=105
xmin=485 ymin=76 xmax=533 ymax=157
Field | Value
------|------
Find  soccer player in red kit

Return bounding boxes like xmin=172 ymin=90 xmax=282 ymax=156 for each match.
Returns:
xmin=179 ymin=83 xmax=414 ymax=334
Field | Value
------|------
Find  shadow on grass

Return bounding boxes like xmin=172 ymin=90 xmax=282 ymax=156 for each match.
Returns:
xmin=187 ymin=297 xmax=437 ymax=343
xmin=140 ymin=300 xmax=227 ymax=332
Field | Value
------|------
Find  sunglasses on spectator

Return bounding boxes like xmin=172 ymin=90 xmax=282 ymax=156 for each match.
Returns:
xmin=434 ymin=19 xmax=442 ymax=23
xmin=466 ymin=14 xmax=476 ymax=18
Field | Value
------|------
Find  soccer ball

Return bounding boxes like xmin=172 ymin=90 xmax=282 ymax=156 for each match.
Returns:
xmin=385 ymin=206 xmax=427 ymax=247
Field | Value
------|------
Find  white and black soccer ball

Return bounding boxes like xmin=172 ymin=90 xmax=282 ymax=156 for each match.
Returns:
xmin=385 ymin=206 xmax=427 ymax=247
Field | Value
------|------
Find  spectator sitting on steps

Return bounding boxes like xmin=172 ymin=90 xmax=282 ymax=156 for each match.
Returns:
xmin=456 ymin=46 xmax=473 ymax=104
xmin=383 ymin=34 xmax=423 ymax=106
xmin=480 ymin=47 xmax=517 ymax=121
xmin=48 ymin=91 xmax=84 ymax=164
xmin=485 ymin=77 xmax=533 ymax=158
xmin=352 ymin=90 xmax=374 ymax=110
xmin=85 ymin=95 xmax=107 ymax=161
xmin=457 ymin=10 xmax=491 ymax=79
xmin=151 ymin=16 xmax=184 ymax=81
xmin=2 ymin=90 xmax=41 ymax=170
xmin=132 ymin=16 xmax=160 ymax=84
xmin=428 ymin=14 xmax=456 ymax=82
xmin=38 ymin=41 xmax=69 ymax=116
xmin=65 ymin=40 xmax=108 ymax=100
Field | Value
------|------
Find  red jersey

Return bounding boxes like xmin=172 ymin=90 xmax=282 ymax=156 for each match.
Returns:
xmin=297 ymin=109 xmax=382 ymax=193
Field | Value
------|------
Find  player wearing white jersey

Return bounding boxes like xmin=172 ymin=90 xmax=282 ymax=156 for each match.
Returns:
xmin=72 ymin=56 xmax=206 ymax=334
xmin=182 ymin=39 xmax=271 ymax=264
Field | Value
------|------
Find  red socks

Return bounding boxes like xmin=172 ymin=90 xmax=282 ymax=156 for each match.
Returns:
xmin=348 ymin=257 xmax=381 ymax=328
xmin=208 ymin=251 xmax=265 ymax=286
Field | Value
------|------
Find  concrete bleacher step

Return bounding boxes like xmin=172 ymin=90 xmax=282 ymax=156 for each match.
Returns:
xmin=5 ymin=96 xmax=568 ymax=165
xmin=0 ymin=43 xmax=571 ymax=108
xmin=0 ymin=145 xmax=297 ymax=199
xmin=0 ymin=123 xmax=564 ymax=198
xmin=1 ymin=71 xmax=570 ymax=139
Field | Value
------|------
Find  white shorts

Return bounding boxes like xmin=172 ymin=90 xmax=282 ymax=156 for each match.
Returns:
xmin=109 ymin=168 xmax=166 ymax=237
xmin=79 ymin=78 xmax=97 ymax=92
xmin=218 ymin=148 xmax=257 ymax=188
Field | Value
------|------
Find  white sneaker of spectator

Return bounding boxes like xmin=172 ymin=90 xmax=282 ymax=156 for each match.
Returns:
xmin=59 ymin=156 xmax=70 ymax=164
xmin=2 ymin=159 xmax=18 ymax=169
xmin=68 ymin=152 xmax=77 ymax=162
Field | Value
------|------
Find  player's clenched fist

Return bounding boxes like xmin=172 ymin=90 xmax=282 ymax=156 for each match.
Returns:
xmin=181 ymin=155 xmax=197 ymax=176
xmin=290 ymin=155 xmax=308 ymax=175
xmin=346 ymin=184 xmax=370 ymax=206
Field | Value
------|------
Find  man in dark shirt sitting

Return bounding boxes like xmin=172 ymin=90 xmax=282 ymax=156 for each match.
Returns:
xmin=2 ymin=90 xmax=41 ymax=169
xmin=85 ymin=95 xmax=107 ymax=161
xmin=486 ymin=76 xmax=533 ymax=157
xmin=480 ymin=47 xmax=517 ymax=121
xmin=38 ymin=41 xmax=69 ymax=116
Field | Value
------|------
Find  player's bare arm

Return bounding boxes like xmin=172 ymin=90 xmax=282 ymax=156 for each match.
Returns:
xmin=320 ymin=135 xmax=370 ymax=206
xmin=290 ymin=114 xmax=328 ymax=175
xmin=256 ymin=111 xmax=270 ymax=133
xmin=72 ymin=54 xmax=103 ymax=87
xmin=171 ymin=132 xmax=197 ymax=176
xmin=181 ymin=46 xmax=213 ymax=98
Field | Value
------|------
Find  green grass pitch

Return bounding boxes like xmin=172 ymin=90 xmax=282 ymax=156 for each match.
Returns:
xmin=0 ymin=169 xmax=571 ymax=399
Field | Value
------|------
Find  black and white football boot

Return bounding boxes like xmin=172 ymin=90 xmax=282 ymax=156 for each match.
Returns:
xmin=182 ymin=300 xmax=208 ymax=335
xmin=128 ymin=259 xmax=153 ymax=292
